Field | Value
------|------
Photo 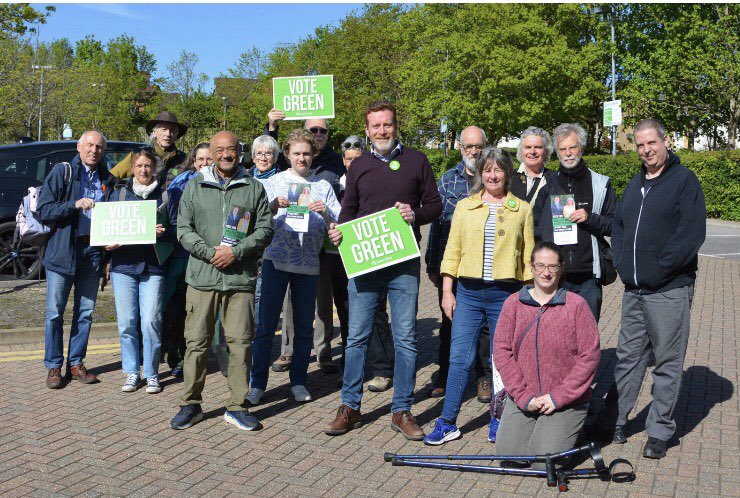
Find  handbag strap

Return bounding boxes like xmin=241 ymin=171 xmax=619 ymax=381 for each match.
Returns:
xmin=514 ymin=307 xmax=548 ymax=361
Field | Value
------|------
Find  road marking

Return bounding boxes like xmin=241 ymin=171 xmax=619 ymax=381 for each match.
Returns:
xmin=700 ymin=252 xmax=740 ymax=258
xmin=0 ymin=312 xmax=339 ymax=363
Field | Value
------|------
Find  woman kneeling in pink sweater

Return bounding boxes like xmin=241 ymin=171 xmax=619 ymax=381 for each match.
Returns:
xmin=493 ymin=241 xmax=600 ymax=466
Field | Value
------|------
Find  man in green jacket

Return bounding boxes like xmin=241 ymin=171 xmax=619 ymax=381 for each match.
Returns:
xmin=170 ymin=131 xmax=274 ymax=431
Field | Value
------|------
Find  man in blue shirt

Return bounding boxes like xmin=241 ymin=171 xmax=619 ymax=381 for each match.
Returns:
xmin=37 ymin=130 xmax=114 ymax=389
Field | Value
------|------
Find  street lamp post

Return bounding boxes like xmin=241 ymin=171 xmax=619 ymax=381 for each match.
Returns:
xmin=609 ymin=13 xmax=617 ymax=157
xmin=32 ymin=65 xmax=53 ymax=141
xmin=222 ymin=97 xmax=227 ymax=129
xmin=92 ymin=83 xmax=104 ymax=130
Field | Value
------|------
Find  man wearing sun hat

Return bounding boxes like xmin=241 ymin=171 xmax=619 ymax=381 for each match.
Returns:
xmin=110 ymin=110 xmax=189 ymax=186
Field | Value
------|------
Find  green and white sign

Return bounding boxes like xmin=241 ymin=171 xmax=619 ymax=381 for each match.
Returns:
xmin=603 ymin=99 xmax=623 ymax=127
xmin=272 ymin=75 xmax=335 ymax=120
xmin=337 ymin=207 xmax=419 ymax=278
xmin=90 ymin=200 xmax=157 ymax=246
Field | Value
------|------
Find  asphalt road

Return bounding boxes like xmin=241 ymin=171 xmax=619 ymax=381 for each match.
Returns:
xmin=700 ymin=220 xmax=740 ymax=262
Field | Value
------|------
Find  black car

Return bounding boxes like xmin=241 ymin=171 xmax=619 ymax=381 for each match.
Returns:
xmin=0 ymin=140 xmax=144 ymax=280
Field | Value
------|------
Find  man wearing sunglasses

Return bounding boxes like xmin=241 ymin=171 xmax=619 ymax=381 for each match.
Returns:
xmin=265 ymin=109 xmax=347 ymax=374
xmin=425 ymin=126 xmax=494 ymax=403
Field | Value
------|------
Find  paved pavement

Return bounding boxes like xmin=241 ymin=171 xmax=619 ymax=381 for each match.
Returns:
xmin=0 ymin=231 xmax=738 ymax=497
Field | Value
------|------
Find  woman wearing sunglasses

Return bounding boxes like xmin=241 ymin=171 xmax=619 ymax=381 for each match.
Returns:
xmin=493 ymin=241 xmax=600 ymax=468
xmin=424 ymin=147 xmax=534 ymax=446
xmin=247 ymin=129 xmax=341 ymax=405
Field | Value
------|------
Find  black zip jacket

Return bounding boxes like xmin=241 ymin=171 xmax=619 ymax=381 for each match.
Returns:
xmin=612 ymin=152 xmax=706 ymax=294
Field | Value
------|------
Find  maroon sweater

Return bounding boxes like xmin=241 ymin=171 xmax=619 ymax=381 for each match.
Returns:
xmin=493 ymin=287 xmax=600 ymax=411
xmin=339 ymin=146 xmax=442 ymax=241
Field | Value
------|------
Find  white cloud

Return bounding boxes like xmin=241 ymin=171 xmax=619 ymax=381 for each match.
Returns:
xmin=79 ymin=4 xmax=147 ymax=22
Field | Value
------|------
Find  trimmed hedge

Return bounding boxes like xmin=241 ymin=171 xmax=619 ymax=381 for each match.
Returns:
xmin=426 ymin=148 xmax=740 ymax=221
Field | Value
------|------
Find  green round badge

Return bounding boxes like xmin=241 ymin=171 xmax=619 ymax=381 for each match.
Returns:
xmin=508 ymin=200 xmax=517 ymax=208
xmin=389 ymin=160 xmax=401 ymax=171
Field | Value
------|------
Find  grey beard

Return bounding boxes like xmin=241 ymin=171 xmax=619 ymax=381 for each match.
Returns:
xmin=559 ymin=156 xmax=581 ymax=169
xmin=462 ymin=155 xmax=476 ymax=172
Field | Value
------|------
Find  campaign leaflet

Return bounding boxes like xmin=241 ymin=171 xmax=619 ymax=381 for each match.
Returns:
xmin=221 ymin=205 xmax=251 ymax=246
xmin=551 ymin=194 xmax=578 ymax=245
xmin=285 ymin=182 xmax=311 ymax=233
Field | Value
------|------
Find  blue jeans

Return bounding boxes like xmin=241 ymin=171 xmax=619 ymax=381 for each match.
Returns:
xmin=251 ymin=259 xmax=318 ymax=390
xmin=110 ymin=271 xmax=164 ymax=379
xmin=441 ymin=279 xmax=521 ymax=424
xmin=44 ymin=243 xmax=102 ymax=369
xmin=341 ymin=258 xmax=420 ymax=413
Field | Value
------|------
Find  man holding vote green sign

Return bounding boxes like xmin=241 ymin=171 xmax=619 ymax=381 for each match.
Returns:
xmin=324 ymin=100 xmax=442 ymax=440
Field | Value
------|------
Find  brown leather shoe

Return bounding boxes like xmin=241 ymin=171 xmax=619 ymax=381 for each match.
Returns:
xmin=477 ymin=378 xmax=492 ymax=403
xmin=325 ymin=404 xmax=361 ymax=435
xmin=67 ymin=363 xmax=99 ymax=384
xmin=46 ymin=368 xmax=63 ymax=389
xmin=430 ymin=386 xmax=445 ymax=398
xmin=391 ymin=411 xmax=425 ymax=441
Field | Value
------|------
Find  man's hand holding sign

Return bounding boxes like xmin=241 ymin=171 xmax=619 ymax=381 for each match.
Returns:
xmin=327 ymin=204 xmax=419 ymax=278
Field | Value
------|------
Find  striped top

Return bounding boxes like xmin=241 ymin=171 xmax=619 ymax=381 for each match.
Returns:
xmin=482 ymin=202 xmax=502 ymax=281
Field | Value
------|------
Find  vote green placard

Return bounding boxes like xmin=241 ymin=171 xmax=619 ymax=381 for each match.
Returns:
xmin=336 ymin=207 xmax=420 ymax=278
xmin=272 ymin=75 xmax=335 ymax=120
xmin=89 ymin=200 xmax=157 ymax=246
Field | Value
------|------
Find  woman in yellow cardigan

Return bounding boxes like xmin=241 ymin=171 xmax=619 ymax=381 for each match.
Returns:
xmin=424 ymin=147 xmax=535 ymax=446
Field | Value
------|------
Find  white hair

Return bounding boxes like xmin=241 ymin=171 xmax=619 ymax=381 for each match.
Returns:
xmin=516 ymin=127 xmax=553 ymax=163
xmin=150 ymin=122 xmax=179 ymax=141
xmin=78 ymin=130 xmax=107 ymax=146
xmin=553 ymin=123 xmax=587 ymax=150
xmin=251 ymin=135 xmax=280 ymax=158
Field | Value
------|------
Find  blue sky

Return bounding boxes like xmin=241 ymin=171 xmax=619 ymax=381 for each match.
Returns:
xmin=31 ymin=3 xmax=363 ymax=89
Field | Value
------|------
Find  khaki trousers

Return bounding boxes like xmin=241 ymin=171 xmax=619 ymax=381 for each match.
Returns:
xmin=179 ymin=286 xmax=254 ymax=412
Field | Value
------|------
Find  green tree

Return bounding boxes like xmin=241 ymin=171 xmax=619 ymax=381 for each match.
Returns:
xmin=0 ymin=4 xmax=54 ymax=38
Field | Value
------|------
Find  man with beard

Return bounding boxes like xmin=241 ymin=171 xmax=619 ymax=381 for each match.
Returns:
xmin=111 ymin=111 xmax=188 ymax=186
xmin=264 ymin=110 xmax=346 ymax=374
xmin=510 ymin=127 xmax=557 ymax=213
xmin=170 ymin=131 xmax=273 ymax=432
xmin=533 ymin=123 xmax=617 ymax=322
xmin=325 ymin=100 xmax=442 ymax=440
xmin=425 ymin=126 xmax=493 ymax=403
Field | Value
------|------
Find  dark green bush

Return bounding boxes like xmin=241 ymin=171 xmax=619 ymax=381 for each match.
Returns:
xmin=572 ymin=151 xmax=740 ymax=221
xmin=424 ymin=148 xmax=740 ymax=221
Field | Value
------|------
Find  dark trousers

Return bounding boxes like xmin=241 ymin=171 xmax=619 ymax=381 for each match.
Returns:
xmin=367 ymin=289 xmax=394 ymax=377
xmin=435 ymin=282 xmax=491 ymax=388
xmin=561 ymin=273 xmax=602 ymax=322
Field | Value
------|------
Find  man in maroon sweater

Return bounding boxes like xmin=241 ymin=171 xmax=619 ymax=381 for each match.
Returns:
xmin=325 ymin=100 xmax=442 ymax=439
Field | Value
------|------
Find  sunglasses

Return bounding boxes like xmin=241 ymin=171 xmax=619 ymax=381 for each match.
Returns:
xmin=343 ymin=141 xmax=363 ymax=149
xmin=308 ymin=127 xmax=329 ymax=135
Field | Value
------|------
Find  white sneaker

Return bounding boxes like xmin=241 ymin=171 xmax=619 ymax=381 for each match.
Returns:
xmin=291 ymin=385 xmax=312 ymax=402
xmin=245 ymin=388 xmax=264 ymax=406
xmin=121 ymin=374 xmax=140 ymax=392
xmin=145 ymin=377 xmax=162 ymax=394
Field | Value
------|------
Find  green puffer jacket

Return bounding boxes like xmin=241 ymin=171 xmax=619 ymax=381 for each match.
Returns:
xmin=177 ymin=164 xmax=273 ymax=292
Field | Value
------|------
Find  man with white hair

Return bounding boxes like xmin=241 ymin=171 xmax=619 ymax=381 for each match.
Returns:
xmin=510 ymin=126 xmax=558 ymax=211
xmin=110 ymin=110 xmax=188 ymax=185
xmin=533 ymin=123 xmax=618 ymax=321
xmin=425 ymin=125 xmax=494 ymax=403
xmin=37 ymin=130 xmax=116 ymax=388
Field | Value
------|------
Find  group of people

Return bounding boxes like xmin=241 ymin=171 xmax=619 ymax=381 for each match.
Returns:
xmin=37 ymin=100 xmax=705 ymax=463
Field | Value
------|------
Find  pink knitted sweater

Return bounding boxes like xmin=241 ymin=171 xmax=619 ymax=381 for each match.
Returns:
xmin=493 ymin=287 xmax=600 ymax=411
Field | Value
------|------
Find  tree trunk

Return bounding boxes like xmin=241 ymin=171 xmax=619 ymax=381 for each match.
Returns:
xmin=729 ymin=95 xmax=738 ymax=149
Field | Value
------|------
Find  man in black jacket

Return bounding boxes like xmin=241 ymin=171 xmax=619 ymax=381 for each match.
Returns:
xmin=610 ymin=118 xmax=706 ymax=459
xmin=533 ymin=123 xmax=617 ymax=321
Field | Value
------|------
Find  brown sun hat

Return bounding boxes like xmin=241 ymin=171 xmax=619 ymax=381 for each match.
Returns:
xmin=145 ymin=110 xmax=188 ymax=137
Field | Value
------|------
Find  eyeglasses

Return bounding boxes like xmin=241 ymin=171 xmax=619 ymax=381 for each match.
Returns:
xmin=532 ymin=263 xmax=562 ymax=273
xmin=254 ymin=151 xmax=274 ymax=157
xmin=309 ymin=127 xmax=328 ymax=135
xmin=462 ymin=144 xmax=485 ymax=152
xmin=343 ymin=141 xmax=363 ymax=150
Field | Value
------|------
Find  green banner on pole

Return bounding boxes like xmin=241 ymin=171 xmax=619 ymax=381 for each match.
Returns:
xmin=89 ymin=200 xmax=157 ymax=246
xmin=336 ymin=207 xmax=419 ymax=278
xmin=272 ymin=75 xmax=335 ymax=120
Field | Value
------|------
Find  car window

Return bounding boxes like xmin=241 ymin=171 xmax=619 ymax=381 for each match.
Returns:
xmin=0 ymin=150 xmax=47 ymax=183
xmin=105 ymin=149 xmax=135 ymax=171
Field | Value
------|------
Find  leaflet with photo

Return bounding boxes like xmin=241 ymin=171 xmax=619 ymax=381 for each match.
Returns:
xmin=285 ymin=182 xmax=311 ymax=233
xmin=221 ymin=205 xmax=251 ymax=246
xmin=551 ymin=194 xmax=578 ymax=245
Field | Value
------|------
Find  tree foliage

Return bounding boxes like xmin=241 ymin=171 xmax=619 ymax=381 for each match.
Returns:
xmin=0 ymin=4 xmax=54 ymax=38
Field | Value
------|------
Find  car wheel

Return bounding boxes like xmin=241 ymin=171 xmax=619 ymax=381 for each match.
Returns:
xmin=0 ymin=221 xmax=43 ymax=281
